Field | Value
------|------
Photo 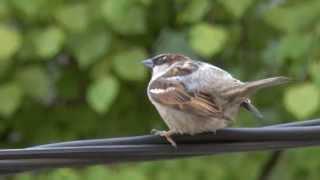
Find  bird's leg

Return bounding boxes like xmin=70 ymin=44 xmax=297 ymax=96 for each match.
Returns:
xmin=151 ymin=129 xmax=177 ymax=148
xmin=150 ymin=129 xmax=162 ymax=135
xmin=160 ymin=130 xmax=177 ymax=148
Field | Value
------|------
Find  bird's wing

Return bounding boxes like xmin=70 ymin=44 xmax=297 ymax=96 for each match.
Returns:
xmin=149 ymin=62 xmax=224 ymax=118
xmin=194 ymin=62 xmax=244 ymax=93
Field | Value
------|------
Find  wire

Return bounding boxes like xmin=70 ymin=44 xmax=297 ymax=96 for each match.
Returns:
xmin=31 ymin=119 xmax=320 ymax=148
xmin=0 ymin=119 xmax=320 ymax=175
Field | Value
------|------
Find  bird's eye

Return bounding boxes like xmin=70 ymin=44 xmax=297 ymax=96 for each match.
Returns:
xmin=154 ymin=56 xmax=168 ymax=65
xmin=159 ymin=56 xmax=168 ymax=63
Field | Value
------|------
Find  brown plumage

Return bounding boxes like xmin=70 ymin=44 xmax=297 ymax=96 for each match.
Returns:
xmin=143 ymin=53 xmax=289 ymax=147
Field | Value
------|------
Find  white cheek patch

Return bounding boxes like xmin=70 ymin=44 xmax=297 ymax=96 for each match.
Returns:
xmin=152 ymin=64 xmax=169 ymax=80
xmin=150 ymin=87 xmax=176 ymax=94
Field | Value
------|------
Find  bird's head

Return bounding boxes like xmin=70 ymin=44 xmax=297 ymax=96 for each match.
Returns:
xmin=142 ymin=53 xmax=190 ymax=76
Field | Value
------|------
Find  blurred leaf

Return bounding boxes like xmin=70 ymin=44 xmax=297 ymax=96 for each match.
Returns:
xmin=56 ymin=68 xmax=82 ymax=100
xmin=113 ymin=168 xmax=147 ymax=180
xmin=10 ymin=0 xmax=42 ymax=20
xmin=284 ymin=148 xmax=320 ymax=180
xmin=15 ymin=65 xmax=52 ymax=102
xmin=90 ymin=57 xmax=112 ymax=80
xmin=284 ymin=83 xmax=320 ymax=119
xmin=112 ymin=48 xmax=148 ymax=81
xmin=0 ymin=82 xmax=23 ymax=117
xmin=147 ymin=0 xmax=175 ymax=32
xmin=177 ymin=0 xmax=211 ymax=24
xmin=0 ymin=25 xmax=21 ymax=60
xmin=69 ymin=28 xmax=112 ymax=69
xmin=14 ymin=29 xmax=38 ymax=62
xmin=154 ymin=29 xmax=197 ymax=58
xmin=309 ymin=60 xmax=320 ymax=87
xmin=33 ymin=26 xmax=65 ymax=59
xmin=48 ymin=104 xmax=99 ymax=137
xmin=0 ymin=1 xmax=10 ymax=19
xmin=14 ymin=173 xmax=33 ymax=180
xmin=47 ymin=168 xmax=79 ymax=180
xmin=11 ymin=0 xmax=57 ymax=22
xmin=0 ymin=59 xmax=10 ymax=78
xmin=262 ymin=41 xmax=285 ymax=69
xmin=277 ymin=33 xmax=313 ymax=60
xmin=85 ymin=166 xmax=112 ymax=179
xmin=87 ymin=76 xmax=119 ymax=114
xmin=102 ymin=0 xmax=146 ymax=34
xmin=139 ymin=0 xmax=152 ymax=6
xmin=217 ymin=0 xmax=254 ymax=18
xmin=264 ymin=0 xmax=320 ymax=32
xmin=189 ymin=23 xmax=227 ymax=57
xmin=55 ymin=3 xmax=89 ymax=32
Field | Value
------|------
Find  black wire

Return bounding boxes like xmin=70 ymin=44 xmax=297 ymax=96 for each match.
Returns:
xmin=1 ymin=140 xmax=320 ymax=173
xmin=31 ymin=120 xmax=320 ymax=149
xmin=0 ymin=119 xmax=320 ymax=175
xmin=2 ymin=140 xmax=320 ymax=159
xmin=266 ymin=118 xmax=320 ymax=128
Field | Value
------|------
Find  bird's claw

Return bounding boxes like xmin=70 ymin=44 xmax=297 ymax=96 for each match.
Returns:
xmin=161 ymin=132 xmax=177 ymax=148
xmin=151 ymin=129 xmax=177 ymax=148
xmin=151 ymin=129 xmax=164 ymax=135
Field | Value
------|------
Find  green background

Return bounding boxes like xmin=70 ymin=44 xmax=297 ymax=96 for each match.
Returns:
xmin=0 ymin=0 xmax=320 ymax=179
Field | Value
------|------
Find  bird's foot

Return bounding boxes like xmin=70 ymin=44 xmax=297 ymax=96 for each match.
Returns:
xmin=151 ymin=129 xmax=177 ymax=148
xmin=151 ymin=129 xmax=163 ymax=135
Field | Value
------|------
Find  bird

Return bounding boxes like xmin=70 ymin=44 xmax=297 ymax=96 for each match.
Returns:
xmin=142 ymin=53 xmax=289 ymax=147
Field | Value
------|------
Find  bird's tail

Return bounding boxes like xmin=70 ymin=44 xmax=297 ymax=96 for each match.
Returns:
xmin=223 ymin=76 xmax=290 ymax=98
xmin=244 ymin=76 xmax=290 ymax=91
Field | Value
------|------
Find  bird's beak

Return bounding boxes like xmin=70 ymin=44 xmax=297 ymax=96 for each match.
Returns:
xmin=142 ymin=59 xmax=154 ymax=69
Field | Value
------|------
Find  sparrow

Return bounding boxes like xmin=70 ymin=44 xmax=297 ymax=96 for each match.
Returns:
xmin=143 ymin=53 xmax=289 ymax=147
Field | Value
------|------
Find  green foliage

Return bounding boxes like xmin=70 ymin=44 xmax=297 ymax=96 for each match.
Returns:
xmin=0 ymin=82 xmax=23 ymax=117
xmin=177 ymin=0 xmax=211 ymax=24
xmin=101 ymin=0 xmax=147 ymax=34
xmin=112 ymin=48 xmax=148 ymax=81
xmin=264 ymin=0 xmax=320 ymax=33
xmin=154 ymin=30 xmax=196 ymax=57
xmin=15 ymin=65 xmax=51 ymax=101
xmin=189 ymin=23 xmax=227 ymax=57
xmin=0 ymin=0 xmax=319 ymax=179
xmin=284 ymin=83 xmax=320 ymax=119
xmin=217 ymin=0 xmax=254 ymax=18
xmin=277 ymin=33 xmax=313 ymax=60
xmin=0 ymin=2 xmax=10 ymax=19
xmin=33 ymin=26 xmax=65 ymax=59
xmin=87 ymin=76 xmax=119 ymax=114
xmin=84 ymin=166 xmax=112 ymax=179
xmin=309 ymin=60 xmax=320 ymax=87
xmin=0 ymin=25 xmax=21 ymax=60
xmin=69 ymin=28 xmax=112 ymax=69
xmin=55 ymin=3 xmax=89 ymax=33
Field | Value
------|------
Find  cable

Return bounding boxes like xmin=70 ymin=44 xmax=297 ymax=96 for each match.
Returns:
xmin=31 ymin=120 xmax=320 ymax=148
xmin=0 ymin=119 xmax=319 ymax=175
xmin=1 ymin=140 xmax=320 ymax=174
xmin=2 ymin=140 xmax=320 ymax=159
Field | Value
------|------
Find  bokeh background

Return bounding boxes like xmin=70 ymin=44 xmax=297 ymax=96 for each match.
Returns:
xmin=0 ymin=0 xmax=320 ymax=179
